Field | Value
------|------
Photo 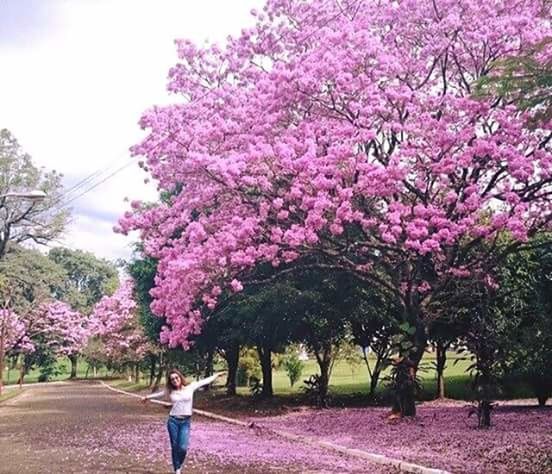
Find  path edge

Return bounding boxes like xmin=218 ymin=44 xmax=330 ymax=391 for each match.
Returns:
xmin=99 ymin=380 xmax=452 ymax=474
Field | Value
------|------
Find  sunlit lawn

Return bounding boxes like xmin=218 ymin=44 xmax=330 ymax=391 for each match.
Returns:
xmin=2 ymin=359 xmax=108 ymax=385
xmin=257 ymin=354 xmax=477 ymax=399
xmin=2 ymin=352 xmax=533 ymax=401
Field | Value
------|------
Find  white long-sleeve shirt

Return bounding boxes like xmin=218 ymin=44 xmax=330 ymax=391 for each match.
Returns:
xmin=146 ymin=374 xmax=218 ymax=417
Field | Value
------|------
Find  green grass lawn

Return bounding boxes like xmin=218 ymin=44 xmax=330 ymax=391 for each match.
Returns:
xmin=2 ymin=352 xmax=534 ymax=402
xmin=251 ymin=353 xmax=532 ymax=401
xmin=256 ymin=354 xmax=477 ymax=399
xmin=2 ymin=358 xmax=110 ymax=386
xmin=0 ymin=387 xmax=25 ymax=403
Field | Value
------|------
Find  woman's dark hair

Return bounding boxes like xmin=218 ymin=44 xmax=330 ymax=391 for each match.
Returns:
xmin=166 ymin=368 xmax=188 ymax=393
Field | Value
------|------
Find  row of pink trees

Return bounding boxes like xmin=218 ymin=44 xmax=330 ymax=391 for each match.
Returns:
xmin=0 ymin=301 xmax=88 ymax=394
xmin=119 ymin=0 xmax=552 ymax=416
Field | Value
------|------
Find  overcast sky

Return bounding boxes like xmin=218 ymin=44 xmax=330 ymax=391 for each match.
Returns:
xmin=0 ymin=0 xmax=262 ymax=262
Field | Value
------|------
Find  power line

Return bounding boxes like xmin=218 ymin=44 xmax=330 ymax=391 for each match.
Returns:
xmin=53 ymin=0 xmax=353 ymax=209
xmin=53 ymin=150 xmax=134 ymax=207
xmin=59 ymin=159 xmax=137 ymax=208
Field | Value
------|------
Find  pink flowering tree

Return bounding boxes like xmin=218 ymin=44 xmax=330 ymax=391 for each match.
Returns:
xmin=0 ymin=308 xmax=34 ymax=394
xmin=0 ymin=300 xmax=89 ymax=388
xmin=14 ymin=301 xmax=90 ymax=385
xmin=90 ymin=280 xmax=153 ymax=380
xmin=37 ymin=301 xmax=90 ymax=358
xmin=119 ymin=1 xmax=552 ymax=416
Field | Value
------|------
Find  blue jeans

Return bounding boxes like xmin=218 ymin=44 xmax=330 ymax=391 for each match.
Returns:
xmin=167 ymin=416 xmax=191 ymax=471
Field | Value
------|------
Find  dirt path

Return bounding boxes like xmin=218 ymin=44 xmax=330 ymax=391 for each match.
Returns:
xmin=0 ymin=382 xmax=264 ymax=474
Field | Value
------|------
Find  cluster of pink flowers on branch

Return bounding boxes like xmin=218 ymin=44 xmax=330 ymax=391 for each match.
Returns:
xmin=0 ymin=308 xmax=34 ymax=354
xmin=90 ymin=280 xmax=152 ymax=362
xmin=118 ymin=0 xmax=552 ymax=347
xmin=36 ymin=301 xmax=90 ymax=357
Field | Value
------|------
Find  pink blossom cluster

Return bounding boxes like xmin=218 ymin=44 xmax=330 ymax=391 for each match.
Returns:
xmin=90 ymin=280 xmax=152 ymax=361
xmin=3 ymin=301 xmax=89 ymax=357
xmin=37 ymin=301 xmax=90 ymax=356
xmin=117 ymin=0 xmax=552 ymax=346
xmin=0 ymin=308 xmax=34 ymax=353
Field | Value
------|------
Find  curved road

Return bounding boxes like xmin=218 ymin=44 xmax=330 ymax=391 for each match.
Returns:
xmin=0 ymin=382 xmax=247 ymax=474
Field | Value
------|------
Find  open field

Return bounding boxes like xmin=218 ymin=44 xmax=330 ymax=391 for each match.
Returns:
xmin=2 ymin=352 xmax=534 ymax=402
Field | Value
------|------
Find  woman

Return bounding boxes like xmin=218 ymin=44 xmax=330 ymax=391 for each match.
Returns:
xmin=143 ymin=368 xmax=225 ymax=474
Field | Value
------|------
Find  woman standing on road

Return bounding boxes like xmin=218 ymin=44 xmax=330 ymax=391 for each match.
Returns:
xmin=143 ymin=368 xmax=225 ymax=474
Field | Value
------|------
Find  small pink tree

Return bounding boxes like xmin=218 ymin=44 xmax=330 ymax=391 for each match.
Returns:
xmin=90 ymin=280 xmax=152 ymax=380
xmin=13 ymin=301 xmax=90 ymax=385
xmin=38 ymin=301 xmax=90 ymax=358
xmin=119 ymin=1 xmax=552 ymax=415
xmin=0 ymin=309 xmax=34 ymax=394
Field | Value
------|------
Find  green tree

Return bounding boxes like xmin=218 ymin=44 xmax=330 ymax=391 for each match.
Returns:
xmin=282 ymin=349 xmax=304 ymax=387
xmin=349 ymin=285 xmax=399 ymax=399
xmin=0 ymin=246 xmax=67 ymax=389
xmin=497 ymin=236 xmax=552 ymax=407
xmin=476 ymin=37 xmax=552 ymax=126
xmin=0 ymin=129 xmax=69 ymax=258
xmin=48 ymin=247 xmax=118 ymax=377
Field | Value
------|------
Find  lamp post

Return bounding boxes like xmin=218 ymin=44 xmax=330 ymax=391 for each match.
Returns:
xmin=0 ymin=190 xmax=47 ymax=201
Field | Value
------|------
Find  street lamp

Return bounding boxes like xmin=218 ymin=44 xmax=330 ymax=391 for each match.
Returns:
xmin=0 ymin=190 xmax=47 ymax=201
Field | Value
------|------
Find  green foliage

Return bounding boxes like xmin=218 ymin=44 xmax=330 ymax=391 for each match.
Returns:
xmin=237 ymin=348 xmax=261 ymax=386
xmin=0 ymin=245 xmax=67 ymax=313
xmin=475 ymin=38 xmax=552 ymax=126
xmin=249 ymin=376 xmax=263 ymax=398
xmin=48 ymin=247 xmax=118 ymax=314
xmin=282 ymin=351 xmax=304 ymax=387
xmin=302 ymin=374 xmax=328 ymax=407
xmin=0 ymin=129 xmax=69 ymax=258
xmin=496 ymin=235 xmax=552 ymax=406
xmin=126 ymin=253 xmax=164 ymax=343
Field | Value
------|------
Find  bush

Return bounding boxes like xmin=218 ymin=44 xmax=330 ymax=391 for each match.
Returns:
xmin=302 ymin=374 xmax=329 ymax=407
xmin=282 ymin=352 xmax=304 ymax=387
xmin=236 ymin=349 xmax=261 ymax=387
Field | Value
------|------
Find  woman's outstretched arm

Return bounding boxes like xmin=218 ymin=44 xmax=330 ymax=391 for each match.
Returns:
xmin=191 ymin=372 xmax=226 ymax=390
xmin=142 ymin=389 xmax=166 ymax=403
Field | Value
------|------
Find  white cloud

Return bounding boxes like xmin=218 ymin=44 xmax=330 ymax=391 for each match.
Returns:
xmin=0 ymin=0 xmax=263 ymax=261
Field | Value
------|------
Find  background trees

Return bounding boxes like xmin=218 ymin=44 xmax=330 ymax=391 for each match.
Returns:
xmin=0 ymin=129 xmax=69 ymax=258
xmin=48 ymin=247 xmax=118 ymax=377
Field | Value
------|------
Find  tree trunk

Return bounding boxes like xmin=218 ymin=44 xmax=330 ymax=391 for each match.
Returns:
xmin=319 ymin=358 xmax=330 ymax=406
xmin=0 ymin=325 xmax=6 ymax=395
xmin=479 ymin=400 xmax=492 ymax=428
xmin=257 ymin=345 xmax=273 ymax=398
xmin=149 ymin=355 xmax=156 ymax=387
xmin=205 ymin=350 xmax=214 ymax=377
xmin=69 ymin=354 xmax=78 ymax=379
xmin=225 ymin=343 xmax=239 ymax=396
xmin=202 ymin=350 xmax=215 ymax=391
xmin=18 ymin=357 xmax=25 ymax=387
xmin=369 ymin=366 xmax=382 ymax=398
xmin=391 ymin=319 xmax=427 ymax=417
xmin=435 ymin=342 xmax=447 ymax=399
xmin=313 ymin=346 xmax=332 ymax=407
xmin=152 ymin=353 xmax=165 ymax=391
xmin=133 ymin=363 xmax=140 ymax=384
xmin=537 ymin=395 xmax=548 ymax=407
